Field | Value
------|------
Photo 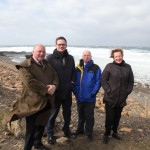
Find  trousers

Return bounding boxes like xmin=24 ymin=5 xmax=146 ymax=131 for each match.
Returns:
xmin=104 ymin=103 xmax=123 ymax=136
xmin=77 ymin=101 xmax=95 ymax=136
xmin=24 ymin=102 xmax=50 ymax=150
xmin=47 ymin=94 xmax=72 ymax=137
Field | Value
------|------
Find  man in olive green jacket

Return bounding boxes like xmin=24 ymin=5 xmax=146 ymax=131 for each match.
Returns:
xmin=5 ymin=44 xmax=59 ymax=150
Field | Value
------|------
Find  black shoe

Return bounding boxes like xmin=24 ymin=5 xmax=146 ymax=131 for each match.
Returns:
xmin=87 ymin=135 xmax=93 ymax=142
xmin=112 ymin=132 xmax=122 ymax=140
xmin=34 ymin=143 xmax=50 ymax=150
xmin=64 ymin=132 xmax=76 ymax=139
xmin=103 ymin=135 xmax=109 ymax=144
xmin=48 ymin=136 xmax=56 ymax=144
xmin=74 ymin=130 xmax=84 ymax=135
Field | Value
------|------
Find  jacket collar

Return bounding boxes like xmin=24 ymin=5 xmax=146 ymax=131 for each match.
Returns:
xmin=53 ymin=49 xmax=68 ymax=58
xmin=84 ymin=60 xmax=93 ymax=69
xmin=16 ymin=55 xmax=47 ymax=70
xmin=113 ymin=60 xmax=125 ymax=66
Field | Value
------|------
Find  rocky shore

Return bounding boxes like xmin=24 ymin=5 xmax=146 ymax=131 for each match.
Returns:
xmin=0 ymin=54 xmax=150 ymax=150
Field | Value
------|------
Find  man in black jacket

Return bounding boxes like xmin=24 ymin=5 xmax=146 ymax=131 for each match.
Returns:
xmin=46 ymin=36 xmax=76 ymax=144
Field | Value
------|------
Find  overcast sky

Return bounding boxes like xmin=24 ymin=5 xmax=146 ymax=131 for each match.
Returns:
xmin=0 ymin=0 xmax=150 ymax=47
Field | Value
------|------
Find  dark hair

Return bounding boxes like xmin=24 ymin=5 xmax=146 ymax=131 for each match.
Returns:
xmin=110 ymin=48 xmax=123 ymax=58
xmin=55 ymin=36 xmax=67 ymax=44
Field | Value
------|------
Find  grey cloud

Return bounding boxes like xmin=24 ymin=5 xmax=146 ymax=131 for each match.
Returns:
xmin=0 ymin=0 xmax=150 ymax=46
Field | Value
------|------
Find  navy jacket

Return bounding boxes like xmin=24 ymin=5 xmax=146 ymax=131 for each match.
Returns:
xmin=46 ymin=49 xmax=75 ymax=99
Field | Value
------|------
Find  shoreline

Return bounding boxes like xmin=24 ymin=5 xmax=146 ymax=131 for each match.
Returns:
xmin=0 ymin=51 xmax=150 ymax=88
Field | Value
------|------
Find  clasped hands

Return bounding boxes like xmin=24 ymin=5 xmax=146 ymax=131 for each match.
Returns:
xmin=47 ymin=85 xmax=56 ymax=95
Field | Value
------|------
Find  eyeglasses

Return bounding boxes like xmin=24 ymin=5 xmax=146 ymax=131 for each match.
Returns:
xmin=57 ymin=44 xmax=66 ymax=46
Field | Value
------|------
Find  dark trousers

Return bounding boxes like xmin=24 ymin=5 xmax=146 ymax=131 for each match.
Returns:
xmin=24 ymin=103 xmax=50 ymax=150
xmin=104 ymin=104 xmax=123 ymax=136
xmin=77 ymin=101 xmax=95 ymax=136
xmin=47 ymin=94 xmax=72 ymax=137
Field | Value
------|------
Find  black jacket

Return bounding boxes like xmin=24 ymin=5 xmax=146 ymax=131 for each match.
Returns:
xmin=46 ymin=49 xmax=75 ymax=99
xmin=101 ymin=60 xmax=134 ymax=107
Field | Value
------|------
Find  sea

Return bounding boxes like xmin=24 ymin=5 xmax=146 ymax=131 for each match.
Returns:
xmin=0 ymin=46 xmax=150 ymax=85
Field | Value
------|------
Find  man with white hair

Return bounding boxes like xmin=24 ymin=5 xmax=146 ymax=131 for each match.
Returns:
xmin=6 ymin=44 xmax=59 ymax=150
xmin=73 ymin=50 xmax=101 ymax=142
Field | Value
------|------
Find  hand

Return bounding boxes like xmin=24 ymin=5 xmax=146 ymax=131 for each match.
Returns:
xmin=47 ymin=85 xmax=56 ymax=95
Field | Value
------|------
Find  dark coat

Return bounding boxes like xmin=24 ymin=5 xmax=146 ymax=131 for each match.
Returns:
xmin=46 ymin=49 xmax=75 ymax=99
xmin=5 ymin=56 xmax=59 ymax=125
xmin=101 ymin=60 xmax=134 ymax=107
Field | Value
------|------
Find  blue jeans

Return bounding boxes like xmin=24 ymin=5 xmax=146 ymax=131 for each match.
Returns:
xmin=47 ymin=94 xmax=72 ymax=137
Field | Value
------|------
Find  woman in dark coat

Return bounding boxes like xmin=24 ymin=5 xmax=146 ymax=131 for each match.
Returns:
xmin=101 ymin=48 xmax=134 ymax=144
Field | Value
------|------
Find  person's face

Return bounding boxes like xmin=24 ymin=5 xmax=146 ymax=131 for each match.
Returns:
xmin=32 ymin=45 xmax=46 ymax=61
xmin=82 ymin=51 xmax=92 ymax=63
xmin=56 ymin=39 xmax=67 ymax=52
xmin=113 ymin=52 xmax=123 ymax=64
